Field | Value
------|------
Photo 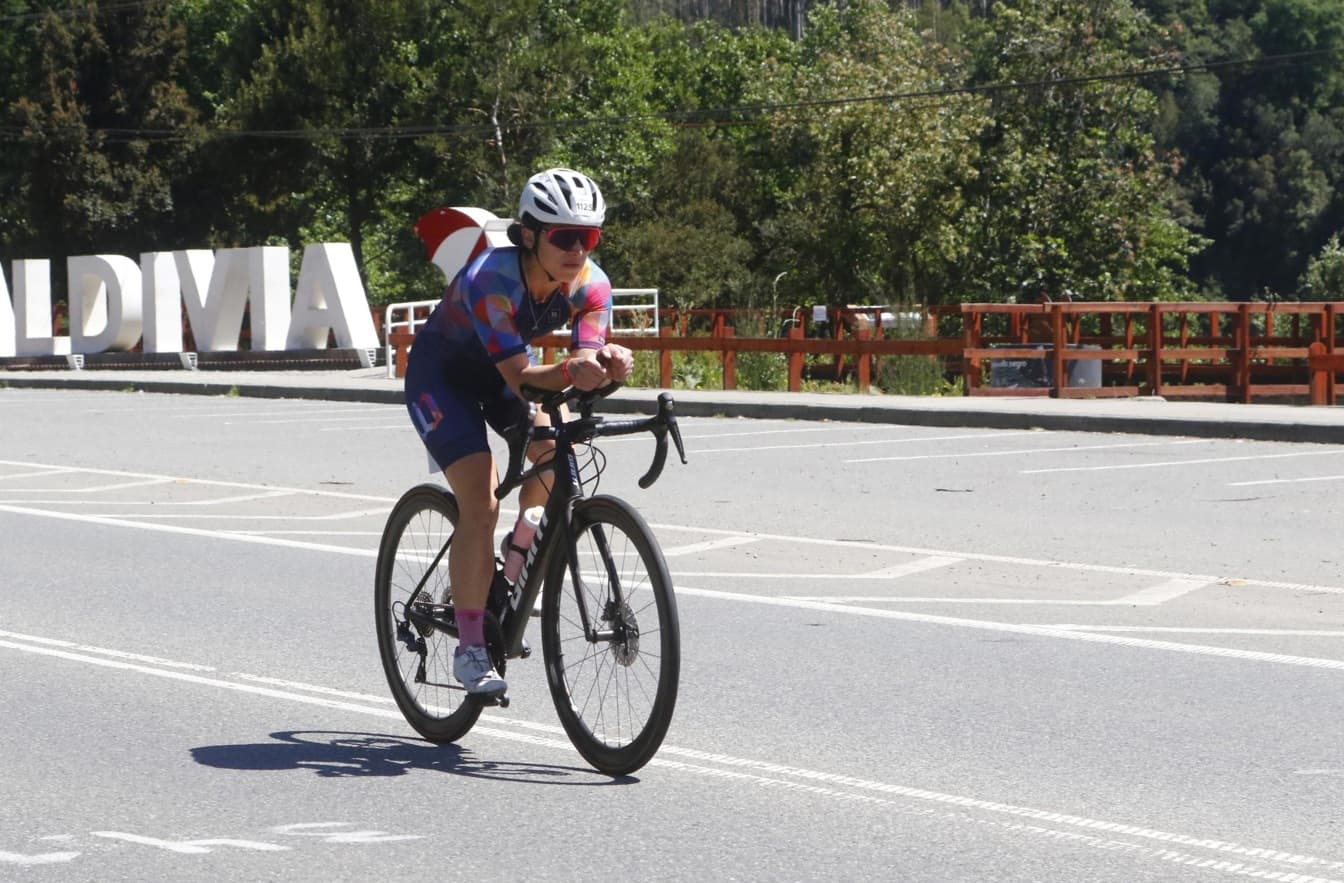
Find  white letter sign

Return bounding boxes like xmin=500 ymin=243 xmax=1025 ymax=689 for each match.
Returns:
xmin=287 ymin=243 xmax=378 ymax=350
xmin=68 ymin=254 xmax=144 ymax=354
xmin=13 ymin=260 xmax=70 ymax=356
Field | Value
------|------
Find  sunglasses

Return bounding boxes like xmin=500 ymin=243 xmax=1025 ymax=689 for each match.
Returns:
xmin=544 ymin=226 xmax=602 ymax=251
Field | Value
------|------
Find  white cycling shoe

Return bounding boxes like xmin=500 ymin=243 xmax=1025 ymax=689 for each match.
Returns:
xmin=453 ymin=645 xmax=507 ymax=696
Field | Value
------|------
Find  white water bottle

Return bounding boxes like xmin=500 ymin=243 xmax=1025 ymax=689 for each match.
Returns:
xmin=502 ymin=506 xmax=544 ymax=583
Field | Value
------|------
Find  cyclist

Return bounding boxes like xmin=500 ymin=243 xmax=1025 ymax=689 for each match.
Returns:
xmin=404 ymin=167 xmax=634 ymax=697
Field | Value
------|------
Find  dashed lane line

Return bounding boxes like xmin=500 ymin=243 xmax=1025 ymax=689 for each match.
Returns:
xmin=846 ymin=439 xmax=1206 ymax=464
xmin=1021 ymin=448 xmax=1344 ymax=475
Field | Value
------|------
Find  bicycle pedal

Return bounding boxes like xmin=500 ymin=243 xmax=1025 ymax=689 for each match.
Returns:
xmin=469 ymin=691 xmax=509 ymax=709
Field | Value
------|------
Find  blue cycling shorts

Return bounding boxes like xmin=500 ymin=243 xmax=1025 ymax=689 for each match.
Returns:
xmin=404 ymin=329 xmax=531 ymax=471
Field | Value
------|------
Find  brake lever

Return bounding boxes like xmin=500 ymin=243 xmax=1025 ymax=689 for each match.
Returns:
xmin=494 ymin=420 xmax=532 ymax=500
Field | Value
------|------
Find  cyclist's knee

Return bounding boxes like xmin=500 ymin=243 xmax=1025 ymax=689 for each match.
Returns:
xmin=444 ymin=452 xmax=501 ymax=527
xmin=456 ymin=491 xmax=500 ymax=526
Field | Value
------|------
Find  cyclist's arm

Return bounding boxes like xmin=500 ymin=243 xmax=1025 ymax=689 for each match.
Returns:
xmin=495 ymin=349 xmax=614 ymax=396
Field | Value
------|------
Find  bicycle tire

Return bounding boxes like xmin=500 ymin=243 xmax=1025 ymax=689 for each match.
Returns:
xmin=541 ymin=495 xmax=680 ymax=775
xmin=374 ymin=484 xmax=482 ymax=742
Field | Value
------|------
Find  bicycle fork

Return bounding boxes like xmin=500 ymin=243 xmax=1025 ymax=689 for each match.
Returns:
xmin=567 ymin=521 xmax=632 ymax=648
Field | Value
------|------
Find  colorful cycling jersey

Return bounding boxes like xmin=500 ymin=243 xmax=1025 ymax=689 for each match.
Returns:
xmin=423 ymin=246 xmax=611 ymax=367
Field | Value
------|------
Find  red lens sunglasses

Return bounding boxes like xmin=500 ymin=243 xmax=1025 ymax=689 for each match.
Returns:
xmin=545 ymin=226 xmax=602 ymax=251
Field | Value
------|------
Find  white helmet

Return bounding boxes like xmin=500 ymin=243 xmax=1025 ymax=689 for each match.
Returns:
xmin=518 ymin=168 xmax=605 ymax=227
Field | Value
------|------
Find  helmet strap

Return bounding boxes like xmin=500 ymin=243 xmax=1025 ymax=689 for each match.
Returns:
xmin=520 ymin=220 xmax=560 ymax=291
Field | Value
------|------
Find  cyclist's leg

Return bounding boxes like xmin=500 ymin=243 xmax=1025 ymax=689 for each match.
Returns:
xmin=406 ymin=342 xmax=506 ymax=695
xmin=441 ymin=453 xmax=507 ymax=696
xmin=483 ymin=392 xmax=553 ymax=512
xmin=520 ymin=406 xmax=556 ymax=510
xmin=441 ymin=452 xmax=498 ymax=615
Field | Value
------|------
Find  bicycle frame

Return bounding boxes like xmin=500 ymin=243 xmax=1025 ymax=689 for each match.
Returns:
xmin=495 ymin=419 xmax=590 ymax=659
xmin=406 ymin=385 xmax=684 ymax=664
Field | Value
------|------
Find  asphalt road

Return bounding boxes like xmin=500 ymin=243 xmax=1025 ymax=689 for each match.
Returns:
xmin=2 ymin=387 xmax=1344 ymax=881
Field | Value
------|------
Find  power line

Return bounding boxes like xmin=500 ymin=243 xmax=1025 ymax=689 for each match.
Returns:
xmin=0 ymin=46 xmax=1338 ymax=143
xmin=0 ymin=0 xmax=166 ymax=24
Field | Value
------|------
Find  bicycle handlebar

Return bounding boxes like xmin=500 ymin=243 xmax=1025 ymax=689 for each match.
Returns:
xmin=493 ymin=385 xmax=687 ymax=500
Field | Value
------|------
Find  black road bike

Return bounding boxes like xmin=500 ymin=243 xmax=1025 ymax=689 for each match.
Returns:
xmin=374 ymin=384 xmax=687 ymax=775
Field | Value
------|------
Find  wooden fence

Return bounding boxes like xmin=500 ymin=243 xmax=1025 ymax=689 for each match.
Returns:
xmin=383 ymin=301 xmax=1344 ymax=405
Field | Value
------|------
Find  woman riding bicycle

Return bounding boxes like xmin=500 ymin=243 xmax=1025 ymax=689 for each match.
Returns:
xmin=404 ymin=167 xmax=634 ymax=698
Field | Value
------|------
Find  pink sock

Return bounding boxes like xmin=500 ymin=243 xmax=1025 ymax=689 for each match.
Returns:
xmin=457 ymin=609 xmax=485 ymax=648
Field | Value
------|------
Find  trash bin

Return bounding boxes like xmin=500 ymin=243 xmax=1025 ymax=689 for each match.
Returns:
xmin=989 ymin=344 xmax=1101 ymax=389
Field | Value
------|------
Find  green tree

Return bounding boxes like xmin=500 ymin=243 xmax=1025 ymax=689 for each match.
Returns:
xmin=754 ymin=0 xmax=987 ymax=307
xmin=598 ymin=19 xmax=796 ymax=311
xmin=5 ymin=0 xmax=201 ymax=260
xmin=1140 ymin=0 xmax=1344 ymax=298
xmin=1298 ymin=232 xmax=1344 ymax=300
xmin=215 ymin=0 xmax=440 ymax=302
xmin=0 ymin=0 xmax=35 ymax=251
xmin=958 ymin=0 xmax=1200 ymax=303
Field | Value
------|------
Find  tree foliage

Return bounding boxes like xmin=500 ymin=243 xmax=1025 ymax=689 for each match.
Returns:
xmin=955 ymin=0 xmax=1201 ymax=302
xmin=3 ymin=0 xmax=200 ymax=258
xmin=1140 ymin=0 xmax=1344 ymax=297
xmin=1 ymin=0 xmax=1341 ymax=310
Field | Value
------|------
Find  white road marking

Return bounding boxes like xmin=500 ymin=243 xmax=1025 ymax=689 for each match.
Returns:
xmin=783 ymin=596 xmax=1133 ymax=605
xmin=650 ymin=424 xmax=952 ymax=441
xmin=0 ymin=468 xmax=73 ymax=481
xmin=224 ymin=530 xmax=384 ymax=537
xmin=857 ymin=556 xmax=962 ymax=578
xmin=2 ymin=634 xmax=1341 ymax=880
xmin=0 ymin=478 xmax=174 ymax=493
xmin=1228 ymin=474 xmax=1344 ymax=487
xmin=690 ymin=431 xmax=1039 ymax=455
xmin=94 ymin=508 xmax=388 ymax=521
xmin=0 ymin=504 xmax=380 ymax=557
xmin=1043 ymin=626 xmax=1344 ymax=636
xmin=0 ymin=849 xmax=82 ymax=866
xmin=846 ymin=439 xmax=1205 ymax=464
xmin=24 ymin=496 xmax=1344 ymax=671
xmin=644 ymin=523 xmax=1344 ymax=597
xmin=0 ymin=459 xmax=395 ymax=503
xmin=1021 ymin=449 xmax=1344 ymax=475
xmin=183 ymin=406 xmax=400 ymax=420
xmin=90 ymin=832 xmax=289 ymax=854
xmin=673 ymin=585 xmax=1344 ymax=672
xmin=1112 ymin=578 xmax=1213 ymax=606
xmin=230 ymin=673 xmax=395 ymax=704
xmin=660 ymin=536 xmax=761 ymax=557
xmin=0 ymin=630 xmax=216 ymax=671
xmin=177 ymin=490 xmax=296 ymax=506
xmin=236 ymin=414 xmax=412 ymax=426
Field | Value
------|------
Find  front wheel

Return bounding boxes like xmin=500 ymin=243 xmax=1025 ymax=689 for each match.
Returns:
xmin=541 ymin=496 xmax=680 ymax=775
xmin=374 ymin=484 xmax=482 ymax=742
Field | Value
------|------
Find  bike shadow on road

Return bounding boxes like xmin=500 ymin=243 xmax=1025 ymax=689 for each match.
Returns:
xmin=190 ymin=730 xmax=638 ymax=784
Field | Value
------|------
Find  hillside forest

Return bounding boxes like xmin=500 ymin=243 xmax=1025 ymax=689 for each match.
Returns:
xmin=1 ymin=0 xmax=1342 ymax=314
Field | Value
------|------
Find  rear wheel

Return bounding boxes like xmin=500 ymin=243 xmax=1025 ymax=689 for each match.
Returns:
xmin=541 ymin=496 xmax=679 ymax=775
xmin=374 ymin=484 xmax=481 ymax=742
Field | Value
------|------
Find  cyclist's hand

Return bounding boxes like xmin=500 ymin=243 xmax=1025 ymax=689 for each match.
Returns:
xmin=567 ymin=351 xmax=610 ymax=390
xmin=598 ymin=344 xmax=634 ymax=382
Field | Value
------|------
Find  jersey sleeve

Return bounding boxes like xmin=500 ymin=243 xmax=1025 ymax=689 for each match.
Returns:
xmin=568 ymin=263 xmax=612 ymax=351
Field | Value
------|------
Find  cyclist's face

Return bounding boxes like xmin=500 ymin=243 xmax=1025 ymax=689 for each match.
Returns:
xmin=530 ymin=225 xmax=599 ymax=285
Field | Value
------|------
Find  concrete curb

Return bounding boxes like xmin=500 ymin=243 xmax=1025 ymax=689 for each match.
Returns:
xmin=4 ymin=371 xmax=1344 ymax=444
